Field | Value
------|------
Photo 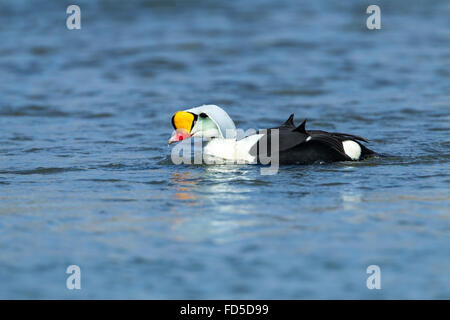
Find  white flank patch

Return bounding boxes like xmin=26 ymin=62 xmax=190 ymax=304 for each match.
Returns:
xmin=342 ymin=140 xmax=361 ymax=160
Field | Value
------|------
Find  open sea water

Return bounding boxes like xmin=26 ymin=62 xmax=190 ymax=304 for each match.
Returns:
xmin=0 ymin=0 xmax=449 ymax=299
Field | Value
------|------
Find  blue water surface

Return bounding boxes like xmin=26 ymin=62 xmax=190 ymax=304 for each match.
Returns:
xmin=0 ymin=0 xmax=449 ymax=299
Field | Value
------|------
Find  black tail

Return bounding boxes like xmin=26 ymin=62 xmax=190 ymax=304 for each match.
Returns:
xmin=360 ymin=144 xmax=377 ymax=159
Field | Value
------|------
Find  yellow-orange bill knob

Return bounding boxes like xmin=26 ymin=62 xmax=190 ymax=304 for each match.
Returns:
xmin=172 ymin=111 xmax=195 ymax=132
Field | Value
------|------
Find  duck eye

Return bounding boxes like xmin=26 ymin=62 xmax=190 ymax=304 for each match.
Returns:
xmin=199 ymin=113 xmax=208 ymax=118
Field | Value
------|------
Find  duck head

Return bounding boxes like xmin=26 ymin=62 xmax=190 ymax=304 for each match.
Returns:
xmin=168 ymin=105 xmax=237 ymax=144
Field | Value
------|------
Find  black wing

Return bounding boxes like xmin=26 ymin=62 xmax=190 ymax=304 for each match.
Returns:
xmin=250 ymin=115 xmax=375 ymax=164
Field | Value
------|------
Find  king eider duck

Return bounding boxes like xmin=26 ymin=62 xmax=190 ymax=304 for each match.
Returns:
xmin=168 ymin=105 xmax=376 ymax=165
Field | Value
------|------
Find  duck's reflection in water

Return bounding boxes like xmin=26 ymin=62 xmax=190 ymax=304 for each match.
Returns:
xmin=170 ymin=172 xmax=198 ymax=202
xmin=170 ymin=166 xmax=253 ymax=204
xmin=168 ymin=167 xmax=261 ymax=243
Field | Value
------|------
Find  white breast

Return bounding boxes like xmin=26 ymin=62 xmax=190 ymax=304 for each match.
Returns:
xmin=203 ymin=134 xmax=264 ymax=163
